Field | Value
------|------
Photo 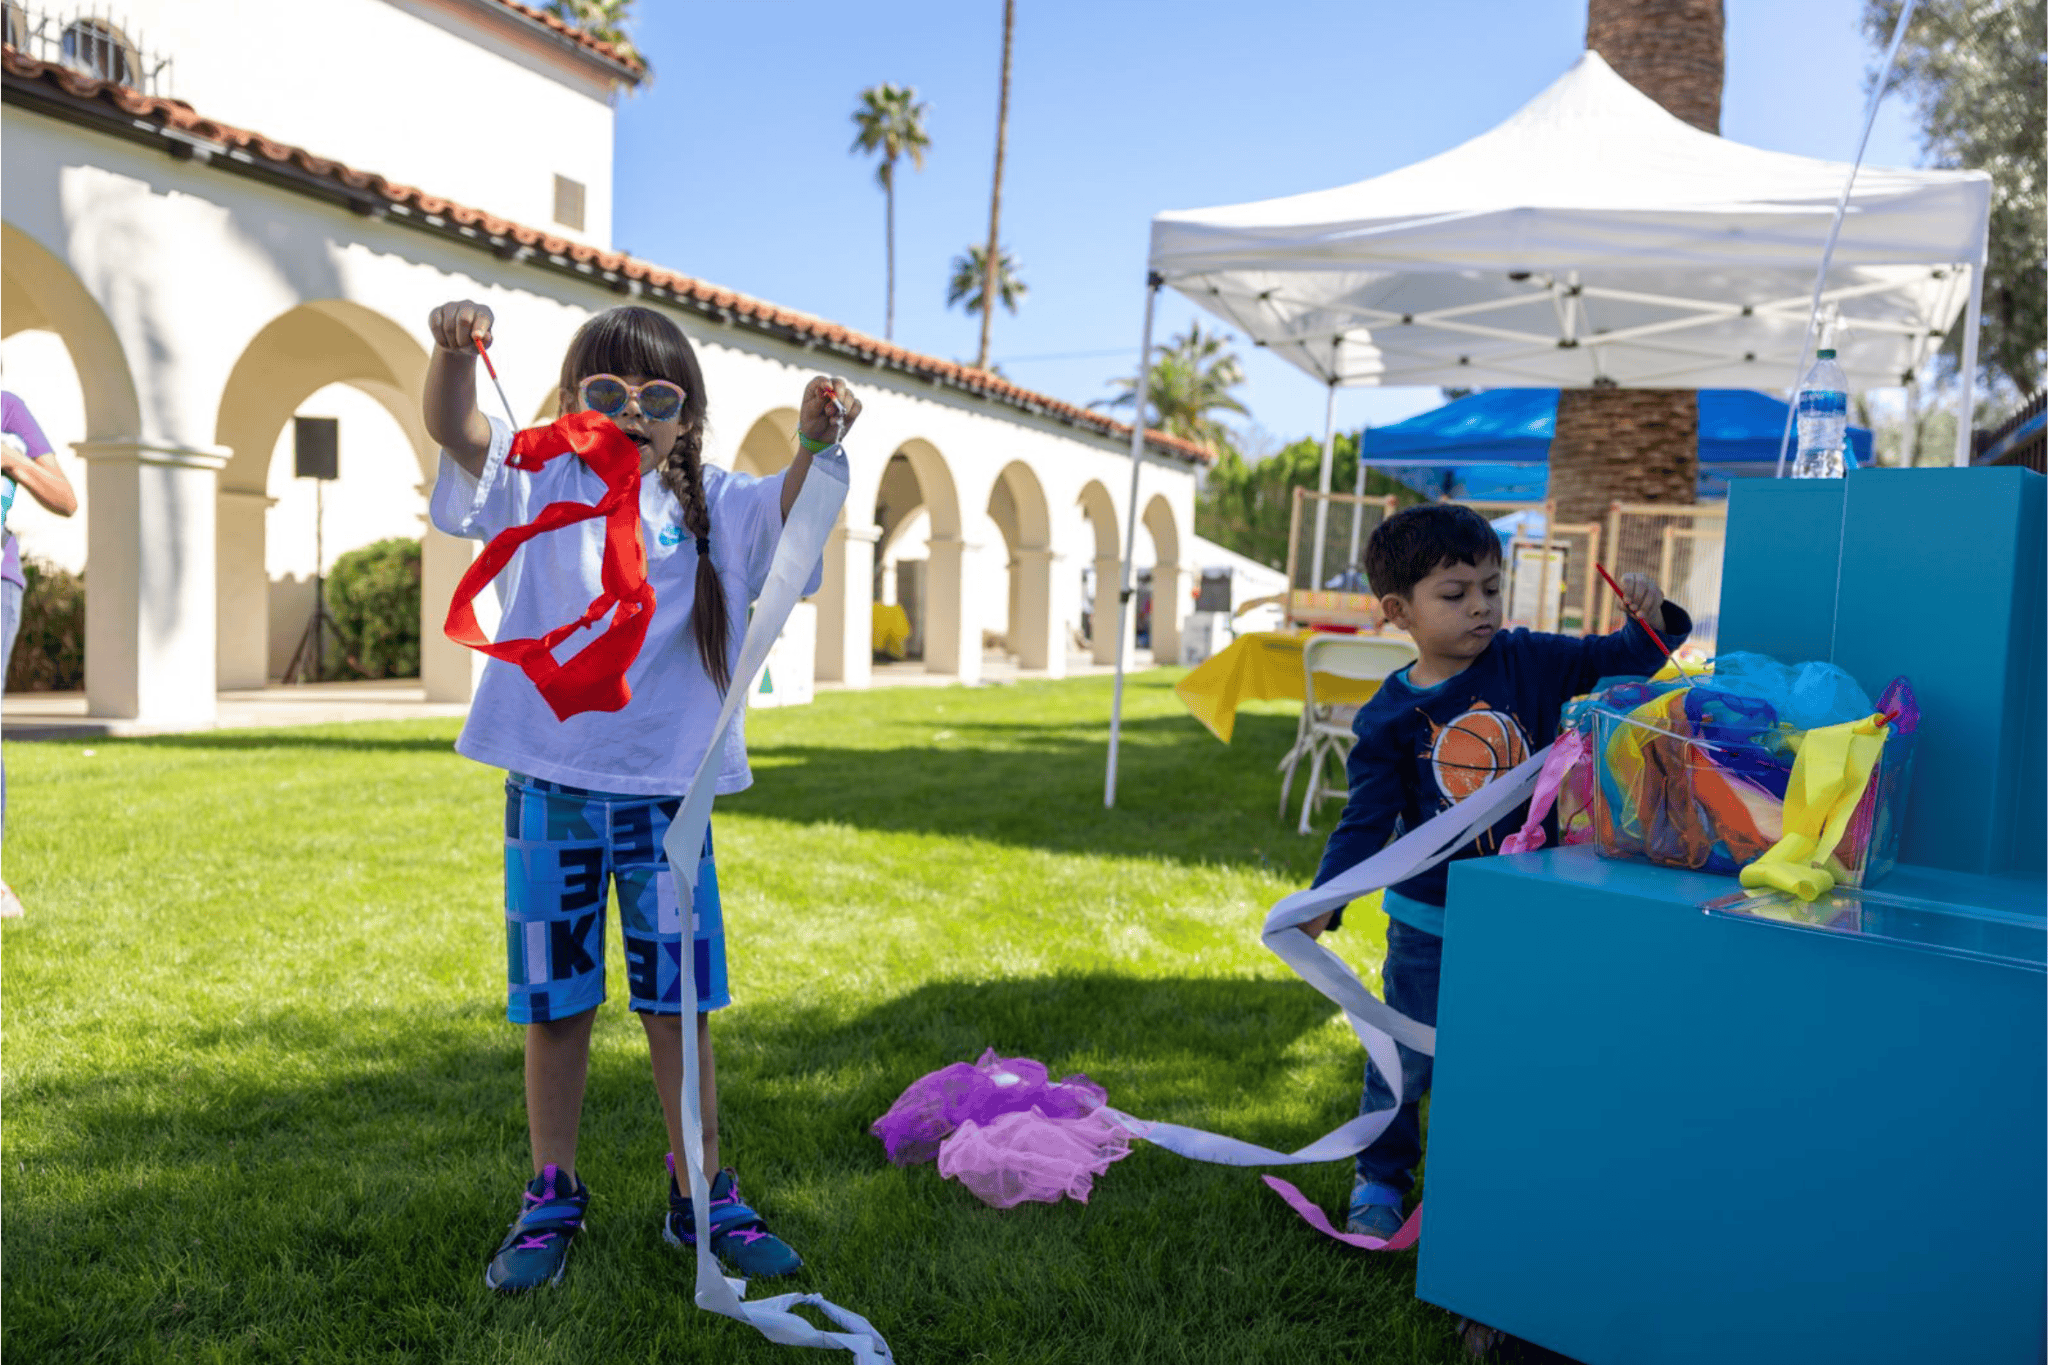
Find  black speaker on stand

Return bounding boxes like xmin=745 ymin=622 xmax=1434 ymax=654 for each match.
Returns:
xmin=282 ymin=417 xmax=339 ymax=685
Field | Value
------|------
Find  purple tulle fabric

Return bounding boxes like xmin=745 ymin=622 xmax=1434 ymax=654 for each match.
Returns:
xmin=871 ymin=1050 xmax=1135 ymax=1208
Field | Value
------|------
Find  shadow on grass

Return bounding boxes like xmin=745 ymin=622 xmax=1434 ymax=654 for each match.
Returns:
xmin=8 ymin=975 xmax=1345 ymax=1190
xmin=729 ymin=710 xmax=1329 ymax=872
xmin=735 ymin=973 xmax=1353 ymax=1139
xmin=116 ymin=730 xmax=462 ymax=755
xmin=4 ymin=976 xmax=1492 ymax=1365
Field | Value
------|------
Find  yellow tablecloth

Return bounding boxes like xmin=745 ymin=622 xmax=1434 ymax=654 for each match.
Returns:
xmin=872 ymin=603 xmax=911 ymax=659
xmin=1175 ymin=630 xmax=1387 ymax=743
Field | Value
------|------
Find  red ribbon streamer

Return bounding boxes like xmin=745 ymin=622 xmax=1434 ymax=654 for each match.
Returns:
xmin=444 ymin=410 xmax=656 ymax=721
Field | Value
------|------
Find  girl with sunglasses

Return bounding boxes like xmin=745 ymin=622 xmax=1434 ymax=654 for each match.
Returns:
xmin=422 ymin=300 xmax=861 ymax=1293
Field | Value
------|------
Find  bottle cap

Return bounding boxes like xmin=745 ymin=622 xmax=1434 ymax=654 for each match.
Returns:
xmin=1816 ymin=348 xmax=1837 ymax=359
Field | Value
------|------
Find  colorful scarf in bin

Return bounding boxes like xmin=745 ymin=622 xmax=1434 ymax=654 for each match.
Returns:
xmin=1503 ymin=656 xmax=1918 ymax=901
xmin=1738 ymin=712 xmax=1894 ymax=901
xmin=443 ymin=410 xmax=655 ymax=721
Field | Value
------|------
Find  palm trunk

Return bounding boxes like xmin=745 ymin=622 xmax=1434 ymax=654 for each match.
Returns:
xmin=1551 ymin=0 xmax=1723 ymax=527
xmin=885 ymin=169 xmax=897 ymax=341
xmin=978 ymin=0 xmax=1016 ymax=372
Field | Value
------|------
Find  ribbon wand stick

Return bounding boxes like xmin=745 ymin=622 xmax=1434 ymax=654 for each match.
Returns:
xmin=473 ymin=337 xmax=522 ymax=431
xmin=1594 ymin=561 xmax=1696 ymax=688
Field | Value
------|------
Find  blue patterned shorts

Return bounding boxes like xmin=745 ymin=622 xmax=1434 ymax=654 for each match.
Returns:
xmin=501 ymin=772 xmax=730 ymax=1024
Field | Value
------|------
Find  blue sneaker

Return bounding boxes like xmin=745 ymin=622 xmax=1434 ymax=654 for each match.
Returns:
xmin=1345 ymin=1178 xmax=1409 ymax=1241
xmin=663 ymin=1156 xmax=802 ymax=1278
xmin=485 ymin=1163 xmax=590 ymax=1292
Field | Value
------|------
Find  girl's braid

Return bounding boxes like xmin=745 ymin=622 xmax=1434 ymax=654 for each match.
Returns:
xmin=659 ymin=424 xmax=733 ymax=694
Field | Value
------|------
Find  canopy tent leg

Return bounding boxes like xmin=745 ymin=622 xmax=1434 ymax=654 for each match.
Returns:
xmin=1951 ymin=238 xmax=1986 ymax=467
xmin=1105 ymin=272 xmax=1162 ymax=809
xmin=1347 ymin=428 xmax=1369 ymax=572
xmin=1310 ymin=379 xmax=1338 ymax=590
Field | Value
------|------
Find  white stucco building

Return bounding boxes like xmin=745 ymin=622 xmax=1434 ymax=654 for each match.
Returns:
xmin=0 ymin=0 xmax=1202 ymax=726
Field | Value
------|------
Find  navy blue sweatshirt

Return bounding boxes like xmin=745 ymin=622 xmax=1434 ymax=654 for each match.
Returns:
xmin=1312 ymin=603 xmax=1692 ymax=936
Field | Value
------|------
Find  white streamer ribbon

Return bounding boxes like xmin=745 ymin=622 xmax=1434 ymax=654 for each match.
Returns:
xmin=660 ymin=443 xmax=895 ymax=1364
xmin=1108 ymin=749 xmax=1548 ymax=1200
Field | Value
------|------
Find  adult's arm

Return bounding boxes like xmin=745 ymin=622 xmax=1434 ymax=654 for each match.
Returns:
xmin=2 ymin=449 xmax=76 ymax=517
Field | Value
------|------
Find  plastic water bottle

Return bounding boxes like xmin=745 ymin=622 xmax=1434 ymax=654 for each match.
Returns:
xmin=1792 ymin=349 xmax=1848 ymax=478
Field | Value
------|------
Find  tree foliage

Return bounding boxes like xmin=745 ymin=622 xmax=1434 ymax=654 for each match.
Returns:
xmin=1102 ymin=324 xmax=1250 ymax=457
xmin=1196 ymin=433 xmax=1422 ymax=572
xmin=4 ymin=556 xmax=84 ymax=692
xmin=326 ymin=538 xmax=421 ymax=681
xmin=849 ymin=84 xmax=933 ymax=190
xmin=946 ymin=244 xmax=1027 ymax=321
xmin=1864 ymin=0 xmax=2046 ymax=395
xmin=850 ymin=84 xmax=932 ymax=341
xmin=543 ymin=0 xmax=650 ymax=77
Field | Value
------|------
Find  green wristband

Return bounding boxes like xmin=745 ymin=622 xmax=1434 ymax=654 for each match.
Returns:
xmin=797 ymin=432 xmax=831 ymax=454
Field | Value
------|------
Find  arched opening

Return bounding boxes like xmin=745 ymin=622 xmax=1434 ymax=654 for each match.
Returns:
xmin=732 ymin=408 xmax=799 ymax=477
xmin=1 ymin=222 xmax=140 ymax=442
xmin=1142 ymin=493 xmax=1185 ymax=667
xmin=872 ymin=437 xmax=969 ymax=676
xmin=213 ymin=300 xmax=433 ymax=690
xmin=728 ymin=407 xmax=829 ymax=707
xmin=987 ymin=461 xmax=1057 ymax=674
xmin=2 ymin=222 xmax=141 ymax=700
xmin=1076 ymin=479 xmax=1122 ymax=666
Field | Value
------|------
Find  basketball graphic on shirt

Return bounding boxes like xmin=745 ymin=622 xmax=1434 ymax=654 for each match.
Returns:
xmin=1427 ymin=703 xmax=1530 ymax=803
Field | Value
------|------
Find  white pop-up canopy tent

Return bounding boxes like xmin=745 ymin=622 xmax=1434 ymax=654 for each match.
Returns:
xmin=1102 ymin=49 xmax=1993 ymax=806
xmin=1149 ymin=51 xmax=1989 ymax=399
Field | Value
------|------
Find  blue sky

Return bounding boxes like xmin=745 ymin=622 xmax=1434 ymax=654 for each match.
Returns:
xmin=614 ymin=0 xmax=1924 ymax=450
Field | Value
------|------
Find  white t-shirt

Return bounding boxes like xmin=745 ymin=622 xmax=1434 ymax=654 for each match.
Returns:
xmin=429 ymin=417 xmax=822 ymax=796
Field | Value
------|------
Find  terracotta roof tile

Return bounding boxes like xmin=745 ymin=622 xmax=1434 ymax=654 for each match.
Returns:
xmin=483 ymin=0 xmax=646 ymax=80
xmin=0 ymin=46 xmax=1208 ymax=464
xmin=2 ymin=49 xmax=1208 ymax=464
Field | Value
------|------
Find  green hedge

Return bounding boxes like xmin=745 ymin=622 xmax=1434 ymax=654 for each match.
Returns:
xmin=325 ymin=537 xmax=421 ymax=680
xmin=5 ymin=555 xmax=85 ymax=692
xmin=1 ymin=541 xmax=424 ymax=690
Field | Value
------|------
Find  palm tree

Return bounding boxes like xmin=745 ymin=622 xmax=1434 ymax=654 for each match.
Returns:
xmin=1102 ymin=323 xmax=1250 ymax=457
xmin=1548 ymin=0 xmax=1724 ymax=526
xmin=543 ymin=0 xmax=650 ymax=75
xmin=850 ymin=84 xmax=932 ymax=341
xmin=978 ymin=0 xmax=1017 ymax=370
xmin=946 ymin=245 xmax=1027 ymax=329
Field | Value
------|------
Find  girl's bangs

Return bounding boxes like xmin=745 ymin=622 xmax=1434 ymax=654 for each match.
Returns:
xmin=569 ymin=308 xmax=691 ymax=387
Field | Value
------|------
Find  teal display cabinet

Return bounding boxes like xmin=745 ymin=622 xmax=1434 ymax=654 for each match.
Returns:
xmin=1414 ymin=468 xmax=2046 ymax=1364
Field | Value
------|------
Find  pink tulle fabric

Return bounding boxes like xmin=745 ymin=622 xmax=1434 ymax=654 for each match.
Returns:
xmin=871 ymin=1050 xmax=1135 ymax=1208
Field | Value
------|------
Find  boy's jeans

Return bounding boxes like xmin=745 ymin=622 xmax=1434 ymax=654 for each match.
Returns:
xmin=1355 ymin=916 xmax=1442 ymax=1194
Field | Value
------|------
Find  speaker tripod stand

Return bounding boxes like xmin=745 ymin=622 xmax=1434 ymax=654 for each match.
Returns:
xmin=282 ymin=476 xmax=336 ymax=684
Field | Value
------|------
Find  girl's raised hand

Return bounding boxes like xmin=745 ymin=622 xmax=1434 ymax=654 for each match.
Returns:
xmin=428 ymin=300 xmax=495 ymax=355
xmin=799 ymin=377 xmax=861 ymax=446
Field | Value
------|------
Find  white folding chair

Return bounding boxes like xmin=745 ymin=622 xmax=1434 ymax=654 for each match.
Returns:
xmin=1280 ymin=634 xmax=1418 ymax=835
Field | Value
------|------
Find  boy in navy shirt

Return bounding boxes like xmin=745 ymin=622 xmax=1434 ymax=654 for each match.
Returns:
xmin=1304 ymin=504 xmax=1689 ymax=1238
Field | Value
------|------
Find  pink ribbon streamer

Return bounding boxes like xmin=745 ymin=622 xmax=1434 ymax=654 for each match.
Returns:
xmin=1500 ymin=730 xmax=1587 ymax=855
xmin=1263 ymin=1176 xmax=1423 ymax=1250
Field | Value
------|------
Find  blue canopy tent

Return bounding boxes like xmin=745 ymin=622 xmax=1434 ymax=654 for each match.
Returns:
xmin=1362 ymin=389 xmax=1875 ymax=502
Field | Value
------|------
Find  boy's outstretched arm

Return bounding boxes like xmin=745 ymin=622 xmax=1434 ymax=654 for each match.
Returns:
xmin=1554 ymin=573 xmax=1692 ymax=693
xmin=1302 ymin=727 xmax=1405 ymax=938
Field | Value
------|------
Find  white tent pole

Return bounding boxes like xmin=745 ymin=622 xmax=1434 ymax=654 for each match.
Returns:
xmin=1105 ymin=272 xmax=1162 ymax=809
xmin=1952 ymin=234 xmax=1987 ymax=467
xmin=1347 ymin=427 xmax=1369 ymax=570
xmin=1310 ymin=379 xmax=1338 ymax=587
xmin=1775 ymin=0 xmax=1920 ymax=477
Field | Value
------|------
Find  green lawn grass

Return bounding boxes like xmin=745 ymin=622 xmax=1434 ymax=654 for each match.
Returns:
xmin=2 ymin=670 xmax=1477 ymax=1364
